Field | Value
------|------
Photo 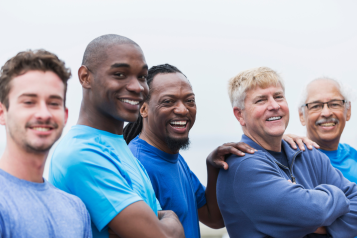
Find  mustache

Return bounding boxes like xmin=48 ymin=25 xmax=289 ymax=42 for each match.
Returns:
xmin=315 ymin=118 xmax=339 ymax=125
xmin=25 ymin=121 xmax=58 ymax=129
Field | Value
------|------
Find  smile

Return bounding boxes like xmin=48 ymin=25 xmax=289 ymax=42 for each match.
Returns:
xmin=319 ymin=122 xmax=336 ymax=127
xmin=31 ymin=127 xmax=51 ymax=131
xmin=170 ymin=121 xmax=187 ymax=128
xmin=120 ymin=99 xmax=140 ymax=105
xmin=267 ymin=116 xmax=282 ymax=121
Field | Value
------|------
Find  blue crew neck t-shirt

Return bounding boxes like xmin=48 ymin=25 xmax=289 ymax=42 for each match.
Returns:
xmin=128 ymin=136 xmax=207 ymax=238
xmin=0 ymin=169 xmax=92 ymax=238
xmin=320 ymin=143 xmax=357 ymax=184
xmin=49 ymin=125 xmax=161 ymax=238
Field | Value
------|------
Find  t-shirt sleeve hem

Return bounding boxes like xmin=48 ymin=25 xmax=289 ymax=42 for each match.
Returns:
xmin=197 ymin=196 xmax=207 ymax=209
xmin=96 ymin=196 xmax=143 ymax=232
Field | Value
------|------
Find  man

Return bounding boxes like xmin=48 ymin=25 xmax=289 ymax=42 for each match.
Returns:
xmin=49 ymin=35 xmax=185 ymax=238
xmin=298 ymin=77 xmax=357 ymax=183
xmin=217 ymin=67 xmax=357 ymax=237
xmin=0 ymin=50 xmax=91 ymax=237
xmin=123 ymin=64 xmax=318 ymax=237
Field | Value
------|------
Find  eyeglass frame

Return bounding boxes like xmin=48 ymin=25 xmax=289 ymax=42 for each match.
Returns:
xmin=302 ymin=99 xmax=347 ymax=111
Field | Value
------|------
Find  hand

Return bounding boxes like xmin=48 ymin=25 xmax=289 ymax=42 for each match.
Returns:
xmin=314 ymin=226 xmax=327 ymax=234
xmin=283 ymin=134 xmax=319 ymax=151
xmin=207 ymin=142 xmax=255 ymax=170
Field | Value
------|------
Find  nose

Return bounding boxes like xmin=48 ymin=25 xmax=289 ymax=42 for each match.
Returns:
xmin=34 ymin=101 xmax=52 ymax=121
xmin=321 ymin=103 xmax=333 ymax=117
xmin=267 ymin=98 xmax=280 ymax=111
xmin=126 ymin=77 xmax=145 ymax=94
xmin=174 ymin=101 xmax=189 ymax=116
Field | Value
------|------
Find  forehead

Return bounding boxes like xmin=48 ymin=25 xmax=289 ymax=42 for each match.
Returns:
xmin=9 ymin=70 xmax=65 ymax=98
xmin=99 ymin=44 xmax=146 ymax=69
xmin=246 ymin=84 xmax=284 ymax=98
xmin=306 ymin=80 xmax=343 ymax=102
xmin=150 ymin=73 xmax=193 ymax=97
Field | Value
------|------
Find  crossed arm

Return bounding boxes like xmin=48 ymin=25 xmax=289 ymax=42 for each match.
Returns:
xmin=108 ymin=201 xmax=185 ymax=238
xmin=198 ymin=134 xmax=319 ymax=229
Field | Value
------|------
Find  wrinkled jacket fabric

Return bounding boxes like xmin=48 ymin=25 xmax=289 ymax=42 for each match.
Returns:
xmin=217 ymin=135 xmax=357 ymax=238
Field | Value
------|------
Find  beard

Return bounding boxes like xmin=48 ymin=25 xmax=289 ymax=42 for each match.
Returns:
xmin=164 ymin=136 xmax=190 ymax=153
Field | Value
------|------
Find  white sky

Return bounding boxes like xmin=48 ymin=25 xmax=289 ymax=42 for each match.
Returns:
xmin=0 ymin=0 xmax=356 ymax=182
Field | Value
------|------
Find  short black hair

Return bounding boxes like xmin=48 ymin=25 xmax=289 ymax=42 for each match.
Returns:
xmin=82 ymin=34 xmax=138 ymax=72
xmin=123 ymin=64 xmax=185 ymax=144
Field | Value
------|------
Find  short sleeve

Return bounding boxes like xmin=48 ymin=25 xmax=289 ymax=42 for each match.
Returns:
xmin=156 ymin=198 xmax=162 ymax=211
xmin=62 ymin=146 xmax=143 ymax=232
xmin=189 ymin=168 xmax=206 ymax=209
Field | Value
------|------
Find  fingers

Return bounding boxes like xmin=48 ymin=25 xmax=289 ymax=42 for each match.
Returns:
xmin=301 ymin=137 xmax=320 ymax=150
xmin=283 ymin=136 xmax=297 ymax=150
xmin=223 ymin=142 xmax=255 ymax=154
xmin=295 ymin=138 xmax=306 ymax=151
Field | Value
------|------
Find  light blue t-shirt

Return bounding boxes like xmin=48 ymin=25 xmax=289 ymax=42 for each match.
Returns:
xmin=49 ymin=125 xmax=161 ymax=238
xmin=320 ymin=143 xmax=357 ymax=184
xmin=0 ymin=169 xmax=92 ymax=238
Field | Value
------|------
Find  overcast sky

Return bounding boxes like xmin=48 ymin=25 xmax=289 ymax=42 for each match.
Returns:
xmin=1 ymin=0 xmax=356 ymax=182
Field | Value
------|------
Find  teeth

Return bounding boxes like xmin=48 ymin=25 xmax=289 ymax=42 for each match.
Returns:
xmin=170 ymin=121 xmax=187 ymax=125
xmin=121 ymin=99 xmax=139 ymax=105
xmin=32 ymin=127 xmax=50 ymax=131
xmin=320 ymin=123 xmax=336 ymax=127
xmin=267 ymin=117 xmax=281 ymax=121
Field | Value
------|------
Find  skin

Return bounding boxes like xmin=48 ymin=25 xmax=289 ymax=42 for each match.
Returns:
xmin=235 ymin=84 xmax=325 ymax=234
xmin=234 ymin=84 xmax=289 ymax=152
xmin=0 ymin=70 xmax=68 ymax=183
xmin=77 ymin=44 xmax=184 ymax=238
xmin=299 ymin=80 xmax=351 ymax=151
xmin=139 ymin=73 xmax=255 ymax=229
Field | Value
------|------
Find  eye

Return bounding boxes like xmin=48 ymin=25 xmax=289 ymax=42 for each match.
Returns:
xmin=187 ymin=99 xmax=195 ymax=103
xmin=114 ymin=73 xmax=125 ymax=78
xmin=24 ymin=101 xmax=34 ymax=105
xmin=138 ymin=75 xmax=147 ymax=81
xmin=256 ymin=99 xmax=265 ymax=103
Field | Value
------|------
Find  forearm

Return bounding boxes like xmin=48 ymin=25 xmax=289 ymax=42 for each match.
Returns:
xmin=198 ymin=161 xmax=224 ymax=229
xmin=158 ymin=211 xmax=186 ymax=238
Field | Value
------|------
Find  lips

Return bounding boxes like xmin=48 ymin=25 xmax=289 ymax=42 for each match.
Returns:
xmin=266 ymin=116 xmax=282 ymax=121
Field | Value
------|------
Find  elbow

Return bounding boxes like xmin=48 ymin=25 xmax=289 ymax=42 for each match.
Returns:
xmin=202 ymin=219 xmax=225 ymax=229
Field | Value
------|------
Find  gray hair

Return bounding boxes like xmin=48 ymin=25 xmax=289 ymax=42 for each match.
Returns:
xmin=298 ymin=77 xmax=354 ymax=113
xmin=228 ymin=67 xmax=284 ymax=109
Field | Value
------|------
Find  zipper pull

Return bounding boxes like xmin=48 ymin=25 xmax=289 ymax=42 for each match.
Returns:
xmin=291 ymin=176 xmax=296 ymax=184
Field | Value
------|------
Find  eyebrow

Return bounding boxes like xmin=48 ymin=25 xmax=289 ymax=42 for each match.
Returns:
xmin=307 ymin=98 xmax=344 ymax=104
xmin=252 ymin=91 xmax=284 ymax=100
xmin=110 ymin=63 xmax=148 ymax=70
xmin=19 ymin=93 xmax=63 ymax=100
xmin=160 ymin=93 xmax=195 ymax=98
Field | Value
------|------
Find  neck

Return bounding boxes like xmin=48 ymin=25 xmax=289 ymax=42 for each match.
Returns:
xmin=0 ymin=139 xmax=47 ymax=183
xmin=244 ymin=129 xmax=282 ymax=152
xmin=308 ymin=133 xmax=340 ymax=151
xmin=77 ymin=100 xmax=124 ymax=135
xmin=140 ymin=124 xmax=178 ymax=154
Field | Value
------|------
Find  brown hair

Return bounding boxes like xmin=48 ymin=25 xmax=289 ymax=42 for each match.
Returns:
xmin=0 ymin=49 xmax=71 ymax=109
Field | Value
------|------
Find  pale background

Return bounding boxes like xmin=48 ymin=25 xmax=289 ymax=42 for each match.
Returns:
xmin=1 ymin=1 xmax=357 ymax=237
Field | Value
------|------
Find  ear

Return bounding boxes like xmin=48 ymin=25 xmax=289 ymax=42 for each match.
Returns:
xmin=233 ymin=107 xmax=246 ymax=126
xmin=78 ymin=66 xmax=92 ymax=89
xmin=64 ymin=107 xmax=69 ymax=125
xmin=299 ymin=108 xmax=306 ymax=126
xmin=0 ymin=103 xmax=6 ymax=126
xmin=140 ymin=102 xmax=148 ymax=118
xmin=346 ymin=102 xmax=351 ymax=121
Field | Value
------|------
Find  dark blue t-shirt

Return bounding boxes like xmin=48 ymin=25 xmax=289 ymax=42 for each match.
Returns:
xmin=129 ymin=136 xmax=207 ymax=238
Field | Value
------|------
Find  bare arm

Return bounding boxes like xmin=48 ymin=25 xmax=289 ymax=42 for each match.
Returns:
xmin=199 ymin=142 xmax=255 ymax=229
xmin=108 ymin=201 xmax=185 ymax=238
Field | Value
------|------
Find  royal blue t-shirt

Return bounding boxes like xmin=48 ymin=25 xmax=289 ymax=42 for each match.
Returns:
xmin=320 ymin=143 xmax=357 ymax=184
xmin=49 ymin=125 xmax=161 ymax=238
xmin=129 ymin=136 xmax=207 ymax=238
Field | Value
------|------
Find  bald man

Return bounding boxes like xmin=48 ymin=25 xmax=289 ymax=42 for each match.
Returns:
xmin=49 ymin=34 xmax=185 ymax=238
xmin=298 ymin=77 xmax=357 ymax=183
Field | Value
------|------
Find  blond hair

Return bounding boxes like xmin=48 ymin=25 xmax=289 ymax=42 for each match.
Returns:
xmin=228 ymin=67 xmax=284 ymax=109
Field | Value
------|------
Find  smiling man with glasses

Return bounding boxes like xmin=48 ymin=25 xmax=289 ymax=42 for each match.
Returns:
xmin=298 ymin=77 xmax=357 ymax=183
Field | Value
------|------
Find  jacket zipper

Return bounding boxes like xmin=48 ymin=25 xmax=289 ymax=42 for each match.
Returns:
xmin=274 ymin=150 xmax=301 ymax=183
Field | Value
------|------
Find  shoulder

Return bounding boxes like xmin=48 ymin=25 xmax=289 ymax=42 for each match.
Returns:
xmin=340 ymin=143 xmax=357 ymax=153
xmin=300 ymin=147 xmax=331 ymax=164
xmin=226 ymin=150 xmax=271 ymax=168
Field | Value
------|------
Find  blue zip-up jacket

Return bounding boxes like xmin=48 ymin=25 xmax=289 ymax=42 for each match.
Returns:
xmin=217 ymin=135 xmax=357 ymax=238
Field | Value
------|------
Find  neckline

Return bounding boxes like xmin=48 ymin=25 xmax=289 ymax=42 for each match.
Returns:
xmin=134 ymin=136 xmax=179 ymax=163
xmin=0 ymin=169 xmax=49 ymax=191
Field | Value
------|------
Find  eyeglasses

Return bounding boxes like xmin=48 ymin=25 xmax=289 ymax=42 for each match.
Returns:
xmin=302 ymin=99 xmax=346 ymax=112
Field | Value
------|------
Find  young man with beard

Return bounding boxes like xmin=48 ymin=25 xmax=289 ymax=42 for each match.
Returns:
xmin=217 ymin=67 xmax=357 ymax=237
xmin=298 ymin=77 xmax=357 ymax=183
xmin=123 ymin=64 xmax=317 ymax=238
xmin=49 ymin=35 xmax=184 ymax=238
xmin=0 ymin=50 xmax=91 ymax=237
